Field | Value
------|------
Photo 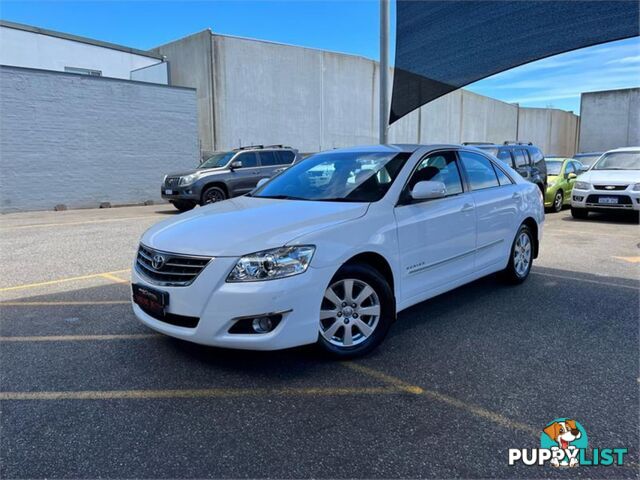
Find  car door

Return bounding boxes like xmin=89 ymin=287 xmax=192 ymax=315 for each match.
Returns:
xmin=255 ymin=151 xmax=280 ymax=182
xmin=394 ymin=150 xmax=477 ymax=302
xmin=228 ymin=152 xmax=260 ymax=195
xmin=458 ymin=150 xmax=519 ymax=271
xmin=562 ymin=161 xmax=576 ymax=200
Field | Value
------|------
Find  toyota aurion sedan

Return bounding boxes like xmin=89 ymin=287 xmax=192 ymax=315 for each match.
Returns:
xmin=132 ymin=145 xmax=544 ymax=357
xmin=570 ymin=147 xmax=640 ymax=220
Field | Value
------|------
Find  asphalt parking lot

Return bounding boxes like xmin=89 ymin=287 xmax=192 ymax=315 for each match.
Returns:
xmin=1 ymin=204 xmax=638 ymax=479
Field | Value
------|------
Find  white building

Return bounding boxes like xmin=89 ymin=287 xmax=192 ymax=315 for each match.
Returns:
xmin=0 ymin=20 xmax=168 ymax=84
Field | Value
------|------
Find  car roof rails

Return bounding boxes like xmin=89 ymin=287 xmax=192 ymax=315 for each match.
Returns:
xmin=462 ymin=142 xmax=495 ymax=145
xmin=235 ymin=145 xmax=264 ymax=151
xmin=263 ymin=144 xmax=293 ymax=149
xmin=503 ymin=141 xmax=533 ymax=146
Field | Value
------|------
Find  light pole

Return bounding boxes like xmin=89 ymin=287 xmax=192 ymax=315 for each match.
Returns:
xmin=379 ymin=0 xmax=389 ymax=144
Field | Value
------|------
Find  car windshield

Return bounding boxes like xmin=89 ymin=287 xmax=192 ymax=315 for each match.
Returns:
xmin=546 ymin=161 xmax=563 ymax=175
xmin=574 ymin=154 xmax=601 ymax=167
xmin=592 ymin=152 xmax=640 ymax=170
xmin=252 ymin=151 xmax=410 ymax=202
xmin=199 ymin=152 xmax=235 ymax=169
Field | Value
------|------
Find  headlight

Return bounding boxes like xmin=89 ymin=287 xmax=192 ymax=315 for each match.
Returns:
xmin=227 ymin=246 xmax=315 ymax=282
xmin=574 ymin=181 xmax=591 ymax=190
xmin=632 ymin=183 xmax=640 ymax=191
xmin=179 ymin=173 xmax=199 ymax=186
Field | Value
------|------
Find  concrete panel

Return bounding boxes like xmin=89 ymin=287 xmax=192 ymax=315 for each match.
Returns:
xmin=152 ymin=31 xmax=215 ymax=151
xmin=461 ymin=91 xmax=518 ymax=145
xmin=517 ymin=107 xmax=578 ymax=156
xmin=212 ymin=35 xmax=323 ymax=152
xmin=130 ymin=61 xmax=169 ymax=84
xmin=579 ymin=88 xmax=640 ymax=152
xmin=0 ymin=66 xmax=198 ymax=212
xmin=417 ymin=90 xmax=463 ymax=144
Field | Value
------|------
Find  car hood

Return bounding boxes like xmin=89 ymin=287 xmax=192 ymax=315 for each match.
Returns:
xmin=142 ymin=196 xmax=369 ymax=256
xmin=579 ymin=170 xmax=640 ymax=184
xmin=166 ymin=167 xmax=226 ymax=177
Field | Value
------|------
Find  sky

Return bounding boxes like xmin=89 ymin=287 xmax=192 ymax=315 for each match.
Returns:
xmin=1 ymin=0 xmax=638 ymax=114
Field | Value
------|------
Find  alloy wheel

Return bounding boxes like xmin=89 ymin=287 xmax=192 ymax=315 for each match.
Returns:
xmin=513 ymin=232 xmax=532 ymax=277
xmin=203 ymin=189 xmax=225 ymax=204
xmin=554 ymin=192 xmax=563 ymax=212
xmin=320 ymin=279 xmax=381 ymax=347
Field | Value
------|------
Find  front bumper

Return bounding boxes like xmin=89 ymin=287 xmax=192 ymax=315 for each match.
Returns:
xmin=161 ymin=186 xmax=199 ymax=202
xmin=131 ymin=256 xmax=335 ymax=350
xmin=571 ymin=188 xmax=640 ymax=211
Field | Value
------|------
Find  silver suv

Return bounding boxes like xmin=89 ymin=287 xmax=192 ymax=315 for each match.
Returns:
xmin=162 ymin=145 xmax=298 ymax=211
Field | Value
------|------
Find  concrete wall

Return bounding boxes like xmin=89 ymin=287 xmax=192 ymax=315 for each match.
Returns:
xmin=0 ymin=66 xmax=198 ymax=212
xmin=579 ymin=88 xmax=640 ymax=152
xmin=130 ymin=61 xmax=169 ymax=84
xmin=153 ymin=31 xmax=578 ymax=156
xmin=0 ymin=24 xmax=166 ymax=82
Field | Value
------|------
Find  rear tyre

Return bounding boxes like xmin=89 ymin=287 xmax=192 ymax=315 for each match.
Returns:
xmin=170 ymin=200 xmax=196 ymax=212
xmin=201 ymin=186 xmax=227 ymax=205
xmin=317 ymin=264 xmax=394 ymax=359
xmin=571 ymin=207 xmax=589 ymax=219
xmin=502 ymin=224 xmax=533 ymax=285
xmin=552 ymin=190 xmax=563 ymax=213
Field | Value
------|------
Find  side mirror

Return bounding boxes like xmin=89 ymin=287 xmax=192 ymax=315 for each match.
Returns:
xmin=411 ymin=181 xmax=447 ymax=200
xmin=230 ymin=160 xmax=243 ymax=170
xmin=256 ymin=178 xmax=269 ymax=188
xmin=567 ymin=172 xmax=577 ymax=180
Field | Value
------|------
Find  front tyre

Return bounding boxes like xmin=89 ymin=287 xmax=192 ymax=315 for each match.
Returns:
xmin=170 ymin=200 xmax=196 ymax=212
xmin=201 ymin=186 xmax=227 ymax=205
xmin=552 ymin=190 xmax=563 ymax=213
xmin=502 ymin=224 xmax=533 ymax=284
xmin=317 ymin=264 xmax=394 ymax=358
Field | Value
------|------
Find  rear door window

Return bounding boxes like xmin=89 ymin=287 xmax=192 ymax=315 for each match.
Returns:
xmin=496 ymin=149 xmax=514 ymax=167
xmin=276 ymin=151 xmax=295 ymax=165
xmin=258 ymin=152 xmax=279 ymax=166
xmin=513 ymin=149 xmax=528 ymax=168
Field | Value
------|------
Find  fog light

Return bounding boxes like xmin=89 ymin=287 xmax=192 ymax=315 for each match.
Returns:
xmin=252 ymin=316 xmax=274 ymax=333
xmin=573 ymin=196 xmax=583 ymax=201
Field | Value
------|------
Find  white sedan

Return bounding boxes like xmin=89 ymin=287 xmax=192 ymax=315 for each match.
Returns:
xmin=570 ymin=146 xmax=640 ymax=220
xmin=131 ymin=144 xmax=544 ymax=357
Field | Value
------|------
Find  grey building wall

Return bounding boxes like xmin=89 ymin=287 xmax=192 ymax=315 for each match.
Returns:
xmin=0 ymin=66 xmax=198 ymax=212
xmin=579 ymin=88 xmax=640 ymax=152
xmin=153 ymin=31 xmax=578 ymax=156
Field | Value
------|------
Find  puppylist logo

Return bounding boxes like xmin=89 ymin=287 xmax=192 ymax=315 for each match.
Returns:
xmin=508 ymin=418 xmax=628 ymax=468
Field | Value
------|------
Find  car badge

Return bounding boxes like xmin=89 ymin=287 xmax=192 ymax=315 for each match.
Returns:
xmin=604 ymin=185 xmax=615 ymax=190
xmin=151 ymin=254 xmax=166 ymax=270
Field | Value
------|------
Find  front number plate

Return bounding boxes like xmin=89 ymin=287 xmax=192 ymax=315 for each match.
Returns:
xmin=599 ymin=196 xmax=618 ymax=204
xmin=132 ymin=284 xmax=169 ymax=314
xmin=165 ymin=189 xmax=173 ymax=195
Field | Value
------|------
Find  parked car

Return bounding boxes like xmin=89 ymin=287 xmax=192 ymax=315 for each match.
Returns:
xmin=571 ymin=147 xmax=640 ymax=220
xmin=132 ymin=144 xmax=544 ymax=358
xmin=464 ymin=142 xmax=548 ymax=193
xmin=543 ymin=157 xmax=584 ymax=212
xmin=161 ymin=145 xmax=298 ymax=211
xmin=573 ymin=152 xmax=603 ymax=170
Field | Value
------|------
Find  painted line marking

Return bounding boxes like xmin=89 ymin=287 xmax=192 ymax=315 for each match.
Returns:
xmin=0 ymin=300 xmax=129 ymax=307
xmin=613 ymin=256 xmax=640 ymax=264
xmin=547 ymin=229 xmax=637 ymax=239
xmin=0 ymin=333 xmax=158 ymax=342
xmin=100 ymin=273 xmax=129 ymax=284
xmin=0 ymin=386 xmax=404 ymax=401
xmin=532 ymin=271 xmax=639 ymax=290
xmin=344 ymin=362 xmax=537 ymax=436
xmin=1 ymin=215 xmax=160 ymax=231
xmin=0 ymin=269 xmax=131 ymax=292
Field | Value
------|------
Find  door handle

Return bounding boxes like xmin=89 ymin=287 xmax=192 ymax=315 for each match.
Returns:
xmin=461 ymin=203 xmax=474 ymax=212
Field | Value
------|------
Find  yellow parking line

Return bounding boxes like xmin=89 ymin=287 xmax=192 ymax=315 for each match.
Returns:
xmin=2 ymin=215 xmax=160 ymax=231
xmin=532 ymin=271 xmax=639 ymax=290
xmin=613 ymin=256 xmax=640 ymax=264
xmin=100 ymin=273 xmax=129 ymax=284
xmin=345 ymin=362 xmax=537 ymax=436
xmin=0 ymin=386 xmax=403 ymax=401
xmin=0 ymin=269 xmax=131 ymax=292
xmin=0 ymin=334 xmax=158 ymax=342
xmin=0 ymin=300 xmax=129 ymax=306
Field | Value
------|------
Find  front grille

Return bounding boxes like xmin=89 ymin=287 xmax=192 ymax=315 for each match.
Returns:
xmin=165 ymin=176 xmax=181 ymax=188
xmin=136 ymin=244 xmax=211 ymax=286
xmin=594 ymin=185 xmax=628 ymax=191
xmin=586 ymin=194 xmax=633 ymax=206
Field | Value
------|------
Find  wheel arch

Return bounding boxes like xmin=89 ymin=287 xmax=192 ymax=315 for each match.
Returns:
xmin=521 ymin=217 xmax=540 ymax=259
xmin=342 ymin=251 xmax=396 ymax=300
xmin=200 ymin=182 xmax=229 ymax=203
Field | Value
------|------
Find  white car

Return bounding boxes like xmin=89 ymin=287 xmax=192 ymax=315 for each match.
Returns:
xmin=132 ymin=145 xmax=544 ymax=357
xmin=570 ymin=147 xmax=640 ymax=219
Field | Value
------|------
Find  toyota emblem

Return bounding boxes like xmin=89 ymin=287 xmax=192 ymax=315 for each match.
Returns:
xmin=151 ymin=254 xmax=166 ymax=270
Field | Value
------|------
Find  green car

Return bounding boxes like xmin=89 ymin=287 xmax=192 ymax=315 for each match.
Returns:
xmin=544 ymin=157 xmax=584 ymax=212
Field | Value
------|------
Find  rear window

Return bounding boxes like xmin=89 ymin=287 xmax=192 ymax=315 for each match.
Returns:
xmin=276 ymin=151 xmax=295 ymax=165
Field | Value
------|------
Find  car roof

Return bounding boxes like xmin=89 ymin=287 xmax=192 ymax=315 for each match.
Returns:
xmin=328 ymin=144 xmax=489 ymax=155
xmin=605 ymin=146 xmax=640 ymax=153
